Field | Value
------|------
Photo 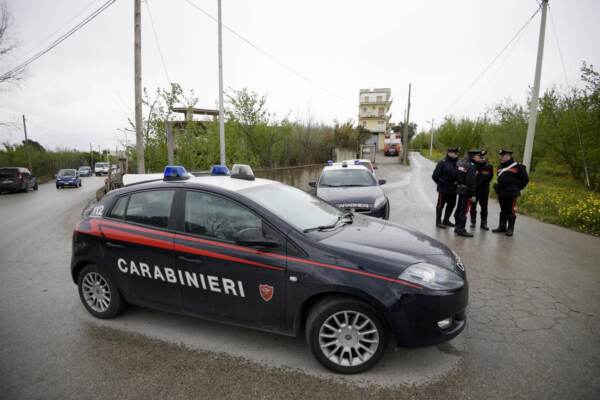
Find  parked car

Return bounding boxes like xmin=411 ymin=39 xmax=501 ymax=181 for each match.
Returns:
xmin=0 ymin=167 xmax=38 ymax=193
xmin=72 ymin=165 xmax=467 ymax=374
xmin=56 ymin=169 xmax=82 ymax=189
xmin=310 ymin=162 xmax=389 ymax=219
xmin=78 ymin=166 xmax=92 ymax=177
xmin=95 ymin=162 xmax=109 ymax=176
xmin=384 ymin=133 xmax=401 ymax=156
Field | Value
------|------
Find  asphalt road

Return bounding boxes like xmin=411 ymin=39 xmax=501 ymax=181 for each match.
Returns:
xmin=0 ymin=157 xmax=599 ymax=399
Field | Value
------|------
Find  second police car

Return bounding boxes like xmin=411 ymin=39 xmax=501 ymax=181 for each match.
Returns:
xmin=310 ymin=161 xmax=390 ymax=219
xmin=72 ymin=164 xmax=468 ymax=374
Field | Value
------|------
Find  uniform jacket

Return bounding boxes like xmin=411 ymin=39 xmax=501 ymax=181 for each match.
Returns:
xmin=432 ymin=157 xmax=458 ymax=194
xmin=475 ymin=161 xmax=494 ymax=194
xmin=495 ymin=159 xmax=529 ymax=197
xmin=456 ymin=157 xmax=477 ymax=196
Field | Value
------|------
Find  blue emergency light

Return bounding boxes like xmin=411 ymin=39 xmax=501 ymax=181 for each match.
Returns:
xmin=327 ymin=160 xmax=333 ymax=166
xmin=231 ymin=164 xmax=255 ymax=181
xmin=354 ymin=160 xmax=361 ymax=165
xmin=210 ymin=165 xmax=230 ymax=176
xmin=163 ymin=165 xmax=190 ymax=180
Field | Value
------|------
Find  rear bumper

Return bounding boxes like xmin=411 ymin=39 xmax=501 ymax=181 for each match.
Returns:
xmin=0 ymin=182 xmax=23 ymax=191
xmin=57 ymin=180 xmax=78 ymax=187
xmin=389 ymin=282 xmax=468 ymax=347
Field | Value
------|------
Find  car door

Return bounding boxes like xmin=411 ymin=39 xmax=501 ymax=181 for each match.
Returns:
xmin=174 ymin=189 xmax=287 ymax=332
xmin=101 ymin=189 xmax=181 ymax=311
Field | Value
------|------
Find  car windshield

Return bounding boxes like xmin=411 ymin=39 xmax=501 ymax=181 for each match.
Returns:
xmin=96 ymin=163 xmax=108 ymax=167
xmin=0 ymin=168 xmax=17 ymax=177
xmin=319 ymin=169 xmax=376 ymax=187
xmin=241 ymin=183 xmax=344 ymax=231
xmin=79 ymin=167 xmax=90 ymax=171
xmin=58 ymin=169 xmax=76 ymax=177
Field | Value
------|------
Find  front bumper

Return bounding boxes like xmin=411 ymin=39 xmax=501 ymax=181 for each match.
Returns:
xmin=57 ymin=180 xmax=78 ymax=187
xmin=389 ymin=281 xmax=468 ymax=347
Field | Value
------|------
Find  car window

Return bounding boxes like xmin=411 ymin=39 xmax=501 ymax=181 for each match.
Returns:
xmin=0 ymin=168 xmax=17 ymax=177
xmin=108 ymin=196 xmax=128 ymax=220
xmin=58 ymin=169 xmax=76 ymax=176
xmin=319 ymin=169 xmax=377 ymax=187
xmin=241 ymin=183 xmax=343 ymax=231
xmin=125 ymin=190 xmax=174 ymax=229
xmin=184 ymin=191 xmax=262 ymax=242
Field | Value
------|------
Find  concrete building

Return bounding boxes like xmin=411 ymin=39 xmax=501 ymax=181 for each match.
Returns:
xmin=358 ymin=88 xmax=392 ymax=150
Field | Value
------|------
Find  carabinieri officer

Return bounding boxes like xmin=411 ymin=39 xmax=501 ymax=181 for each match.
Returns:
xmin=454 ymin=150 xmax=478 ymax=237
xmin=432 ymin=147 xmax=459 ymax=229
xmin=470 ymin=150 xmax=494 ymax=230
xmin=492 ymin=149 xmax=529 ymax=236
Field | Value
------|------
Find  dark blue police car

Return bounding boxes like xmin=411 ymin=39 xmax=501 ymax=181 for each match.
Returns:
xmin=72 ymin=165 xmax=467 ymax=373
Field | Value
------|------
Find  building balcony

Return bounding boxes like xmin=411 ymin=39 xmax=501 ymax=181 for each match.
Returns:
xmin=359 ymin=97 xmax=393 ymax=106
xmin=358 ymin=113 xmax=392 ymax=120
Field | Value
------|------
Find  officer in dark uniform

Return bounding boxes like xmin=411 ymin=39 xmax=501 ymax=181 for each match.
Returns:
xmin=470 ymin=150 xmax=494 ymax=230
xmin=454 ymin=150 xmax=478 ymax=237
xmin=431 ymin=147 xmax=459 ymax=229
xmin=492 ymin=149 xmax=529 ymax=236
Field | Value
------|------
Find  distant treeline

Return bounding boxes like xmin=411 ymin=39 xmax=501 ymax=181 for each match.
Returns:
xmin=0 ymin=140 xmax=109 ymax=180
xmin=126 ymin=86 xmax=371 ymax=173
xmin=411 ymin=62 xmax=600 ymax=191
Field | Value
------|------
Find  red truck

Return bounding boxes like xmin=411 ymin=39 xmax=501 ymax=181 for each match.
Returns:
xmin=384 ymin=134 xmax=401 ymax=156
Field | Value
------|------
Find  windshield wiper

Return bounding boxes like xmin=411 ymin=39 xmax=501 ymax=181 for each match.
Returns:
xmin=303 ymin=212 xmax=353 ymax=233
xmin=336 ymin=184 xmax=369 ymax=187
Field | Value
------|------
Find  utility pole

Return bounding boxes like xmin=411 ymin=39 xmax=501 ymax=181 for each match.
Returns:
xmin=21 ymin=115 xmax=33 ymax=172
xmin=402 ymin=84 xmax=412 ymax=165
xmin=134 ymin=0 xmax=145 ymax=173
xmin=217 ymin=0 xmax=226 ymax=166
xmin=523 ymin=0 xmax=548 ymax=173
xmin=429 ymin=118 xmax=435 ymax=157
xmin=90 ymin=143 xmax=93 ymax=167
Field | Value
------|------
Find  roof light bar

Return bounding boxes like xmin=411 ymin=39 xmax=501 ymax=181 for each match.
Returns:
xmin=231 ymin=164 xmax=255 ymax=181
xmin=163 ymin=165 xmax=190 ymax=181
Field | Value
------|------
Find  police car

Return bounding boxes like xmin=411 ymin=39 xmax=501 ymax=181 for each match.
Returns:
xmin=72 ymin=164 xmax=467 ymax=374
xmin=310 ymin=161 xmax=390 ymax=219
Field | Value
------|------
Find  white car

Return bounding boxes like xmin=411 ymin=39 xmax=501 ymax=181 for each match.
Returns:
xmin=94 ymin=162 xmax=109 ymax=176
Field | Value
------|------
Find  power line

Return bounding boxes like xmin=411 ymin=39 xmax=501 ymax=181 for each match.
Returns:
xmin=548 ymin=6 xmax=591 ymax=188
xmin=443 ymin=3 xmax=542 ymax=115
xmin=0 ymin=0 xmax=117 ymax=81
xmin=144 ymin=0 xmax=171 ymax=86
xmin=462 ymin=14 xmax=533 ymax=113
xmin=182 ymin=0 xmax=353 ymax=105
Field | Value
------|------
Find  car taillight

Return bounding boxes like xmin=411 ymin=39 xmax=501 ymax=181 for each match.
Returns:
xmin=17 ymin=173 xmax=22 ymax=180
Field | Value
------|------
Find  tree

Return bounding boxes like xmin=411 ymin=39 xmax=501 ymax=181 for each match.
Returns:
xmin=0 ymin=1 xmax=22 ymax=86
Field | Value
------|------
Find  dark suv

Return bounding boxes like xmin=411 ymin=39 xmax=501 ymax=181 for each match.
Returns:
xmin=0 ymin=167 xmax=38 ymax=193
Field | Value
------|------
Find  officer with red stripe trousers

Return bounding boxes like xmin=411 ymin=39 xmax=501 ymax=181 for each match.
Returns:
xmin=492 ymin=149 xmax=529 ymax=236
xmin=454 ymin=150 xmax=478 ymax=237
xmin=470 ymin=150 xmax=494 ymax=230
xmin=432 ymin=147 xmax=459 ymax=228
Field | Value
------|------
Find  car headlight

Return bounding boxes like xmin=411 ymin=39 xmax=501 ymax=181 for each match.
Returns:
xmin=398 ymin=262 xmax=464 ymax=290
xmin=373 ymin=196 xmax=387 ymax=209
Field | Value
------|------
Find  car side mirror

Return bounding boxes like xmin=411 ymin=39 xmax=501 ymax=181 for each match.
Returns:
xmin=378 ymin=179 xmax=386 ymax=185
xmin=308 ymin=181 xmax=316 ymax=188
xmin=373 ymin=165 xmax=378 ymax=169
xmin=235 ymin=227 xmax=278 ymax=247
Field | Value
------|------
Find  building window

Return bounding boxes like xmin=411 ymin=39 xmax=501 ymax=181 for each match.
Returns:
xmin=364 ymin=96 xmax=369 ymax=103
xmin=376 ymin=95 xmax=383 ymax=102
xmin=378 ymin=107 xmax=384 ymax=116
xmin=362 ymin=121 xmax=367 ymax=127
xmin=362 ymin=107 xmax=367 ymax=113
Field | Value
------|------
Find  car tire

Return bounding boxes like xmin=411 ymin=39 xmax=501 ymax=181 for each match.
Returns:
xmin=33 ymin=182 xmax=38 ymax=191
xmin=306 ymin=297 xmax=388 ymax=374
xmin=77 ymin=264 xmax=125 ymax=319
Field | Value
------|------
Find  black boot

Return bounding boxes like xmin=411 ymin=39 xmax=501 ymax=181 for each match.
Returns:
xmin=455 ymin=228 xmax=473 ymax=237
xmin=506 ymin=215 xmax=516 ymax=236
xmin=470 ymin=215 xmax=476 ymax=228
xmin=442 ymin=209 xmax=455 ymax=227
xmin=480 ymin=221 xmax=490 ymax=231
xmin=492 ymin=213 xmax=507 ymax=233
xmin=436 ymin=209 xmax=446 ymax=229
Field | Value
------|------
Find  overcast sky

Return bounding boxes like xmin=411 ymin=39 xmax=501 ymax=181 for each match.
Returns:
xmin=1 ymin=0 xmax=599 ymax=151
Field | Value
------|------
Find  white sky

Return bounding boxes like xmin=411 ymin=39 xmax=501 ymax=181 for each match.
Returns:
xmin=1 ymin=0 xmax=599 ymax=151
